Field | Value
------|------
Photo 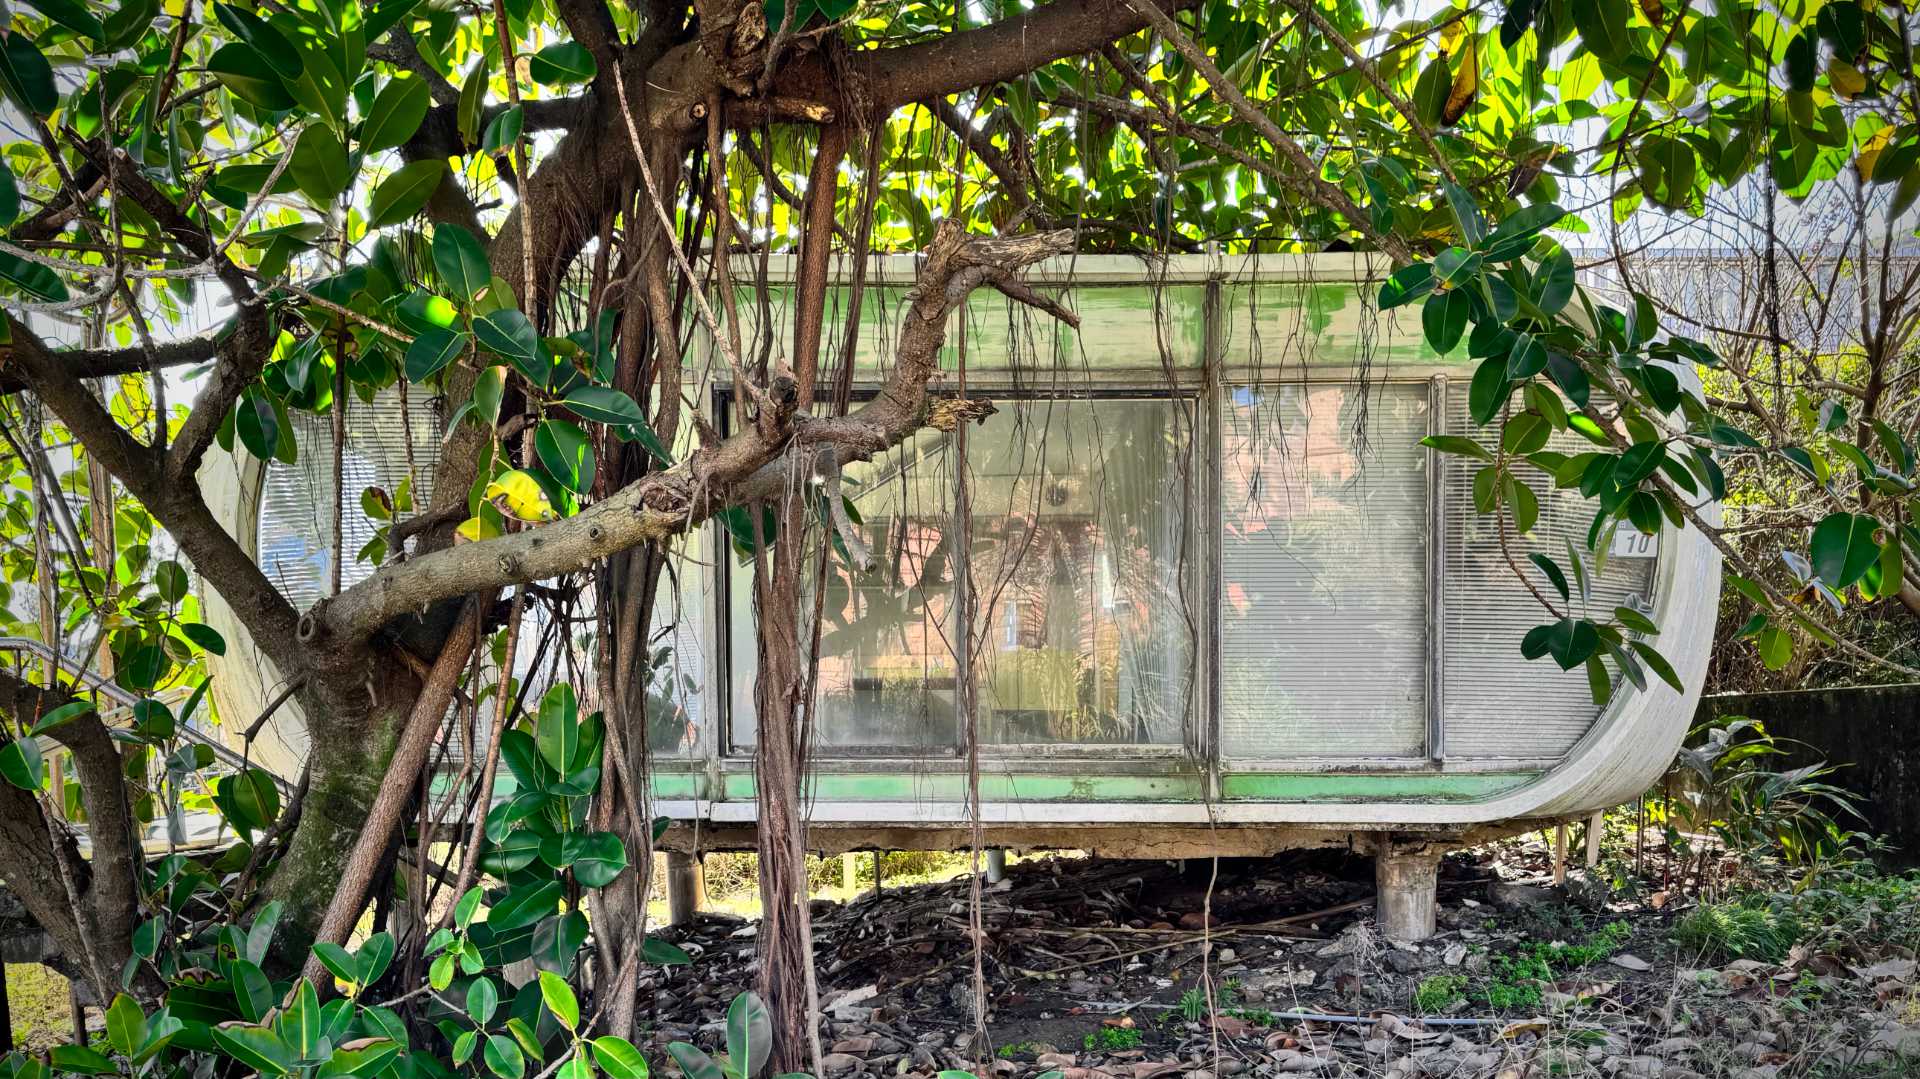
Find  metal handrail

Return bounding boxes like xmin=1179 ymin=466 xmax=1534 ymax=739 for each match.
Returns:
xmin=0 ymin=636 xmax=294 ymax=797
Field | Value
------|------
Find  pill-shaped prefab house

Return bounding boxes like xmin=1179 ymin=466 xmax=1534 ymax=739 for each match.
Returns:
xmin=198 ymin=253 xmax=1720 ymax=939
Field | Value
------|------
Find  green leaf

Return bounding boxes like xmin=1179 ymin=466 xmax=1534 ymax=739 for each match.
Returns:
xmin=556 ymin=1052 xmax=594 ymax=1079
xmin=232 ymin=959 xmax=276 ymax=1022
xmin=313 ymin=941 xmax=360 ymax=986
xmin=1442 ymin=182 xmax=1485 ymax=246
xmin=1483 ymin=201 xmax=1564 ymax=256
xmin=1468 ymin=356 xmax=1509 ymax=426
xmin=1757 ymin=623 xmax=1792 ymax=670
xmin=1534 ymin=246 xmax=1575 ymax=315
xmin=561 ymin=385 xmax=646 ymax=425
xmin=666 ymin=1043 xmax=724 ymax=1079
xmin=1419 ymin=435 xmax=1492 ymax=462
xmin=181 ymin=621 xmax=227 ymax=656
xmin=572 ymin=832 xmax=628 ymax=888
xmin=317 ymin=1040 xmax=401 ymax=1078
xmin=23 ymin=0 xmax=105 ymax=43
xmin=487 ymin=880 xmax=563 ymax=932
xmin=455 ymin=885 xmax=485 ymax=929
xmin=485 ymin=1034 xmax=527 ymax=1079
xmin=527 ymin=42 xmax=596 ymax=85
xmin=535 ymin=419 xmax=595 ymax=493
xmin=1809 ymin=512 xmax=1880 ymax=590
xmin=154 ymin=559 xmax=189 ymax=602
xmin=106 ymin=994 xmax=146 ymax=1057
xmin=467 ymin=976 xmax=500 ymax=1025
xmin=1523 ymin=617 xmax=1600 ymax=671
xmin=362 ymin=77 xmax=432 ymax=152
xmin=0 ymin=737 xmax=46 ymax=791
xmin=726 ymin=993 xmax=771 ymax=1079
xmin=640 ymin=936 xmax=691 ymax=966
xmin=1421 ymin=289 xmax=1469 ymax=353
xmin=208 ymin=42 xmax=299 ymax=110
xmin=433 ymin=225 xmax=492 ymax=301
xmin=29 ymin=700 xmax=93 ymax=735
xmin=1628 ymin=640 xmax=1683 ymax=693
xmin=212 ymin=6 xmax=303 ymax=80
xmin=369 ymin=160 xmax=446 ymax=227
xmin=537 ymin=971 xmax=579 ymax=1032
xmin=483 ymin=106 xmax=524 ymax=156
xmin=405 ymin=327 xmax=469 ymax=383
xmin=0 ymin=167 xmax=18 ymax=229
xmin=50 ymin=1046 xmax=117 ymax=1075
xmin=475 ymin=309 xmax=542 ymax=377
xmin=0 ymin=35 xmax=58 ymax=116
xmin=1573 ymin=0 xmax=1634 ymax=60
xmin=1377 ymin=262 xmax=1434 ymax=310
xmin=236 ymin=390 xmax=280 ymax=461
xmin=474 ymin=365 xmax=509 ymax=426
xmin=592 ymin=1038 xmax=649 ymax=1079
xmin=1528 ymin=553 xmax=1570 ymax=602
xmin=290 ymin=124 xmax=352 ymax=205
xmin=212 ymin=1025 xmax=294 ymax=1076
xmin=0 ymin=250 xmax=70 ymax=303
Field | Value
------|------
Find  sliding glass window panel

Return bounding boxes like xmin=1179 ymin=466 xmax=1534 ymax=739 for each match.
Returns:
xmin=728 ymin=428 xmax=961 ymax=751
xmin=968 ymin=398 xmax=1197 ymax=747
xmin=1217 ymin=382 xmax=1430 ymax=759
xmin=1439 ymin=394 xmax=1659 ymax=760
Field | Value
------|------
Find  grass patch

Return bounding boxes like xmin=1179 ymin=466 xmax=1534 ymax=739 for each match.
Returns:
xmin=1082 ymin=1026 xmax=1142 ymax=1052
xmin=1414 ymin=974 xmax=1468 ymax=1013
xmin=1671 ymin=899 xmax=1800 ymax=963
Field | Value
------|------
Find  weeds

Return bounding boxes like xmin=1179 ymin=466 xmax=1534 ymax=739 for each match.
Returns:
xmin=1474 ymin=918 xmax=1634 ymax=1010
xmin=1672 ymin=897 xmax=1801 ymax=962
xmin=1414 ymin=974 xmax=1468 ymax=1013
xmin=1082 ymin=1027 xmax=1142 ymax=1052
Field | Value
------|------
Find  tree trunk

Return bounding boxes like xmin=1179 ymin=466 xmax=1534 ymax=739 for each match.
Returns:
xmin=752 ymin=492 xmax=822 ymax=1075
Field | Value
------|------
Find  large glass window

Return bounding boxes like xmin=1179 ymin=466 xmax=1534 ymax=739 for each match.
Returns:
xmin=968 ymin=399 xmax=1196 ymax=746
xmin=1217 ymin=382 xmax=1431 ymax=759
xmin=727 ymin=397 xmax=1197 ymax=751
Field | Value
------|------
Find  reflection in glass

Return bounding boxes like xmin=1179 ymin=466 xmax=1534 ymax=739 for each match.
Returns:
xmin=728 ymin=398 xmax=1195 ymax=749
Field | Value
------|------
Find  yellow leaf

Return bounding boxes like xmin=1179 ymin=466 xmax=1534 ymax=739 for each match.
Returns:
xmin=1442 ymin=39 xmax=1478 ymax=126
xmin=1858 ymin=126 xmax=1894 ymax=179
xmin=484 ymin=470 xmax=557 ymax=522
xmin=1829 ymin=60 xmax=1867 ymax=99
xmin=455 ymin=516 xmax=502 ymax=544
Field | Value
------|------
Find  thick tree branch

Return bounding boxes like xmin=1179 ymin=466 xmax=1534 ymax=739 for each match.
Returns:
xmin=5 ymin=317 xmax=305 ymax=677
xmin=312 ymin=224 xmax=1076 ymax=645
xmin=0 ymin=328 xmax=225 ymax=394
xmin=0 ymin=669 xmax=151 ymax=997
xmin=847 ymin=0 xmax=1205 ymax=111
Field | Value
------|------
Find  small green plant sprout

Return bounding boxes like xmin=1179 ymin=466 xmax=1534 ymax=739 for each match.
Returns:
xmin=1082 ymin=1026 xmax=1144 ymax=1052
xmin=1414 ymin=974 xmax=1468 ymax=1014
xmin=1177 ymin=988 xmax=1209 ymax=1021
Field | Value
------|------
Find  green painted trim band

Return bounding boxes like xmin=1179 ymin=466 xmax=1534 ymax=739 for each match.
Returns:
xmin=648 ymin=770 xmax=1538 ymax=804
xmin=1218 ymin=772 xmax=1539 ymax=803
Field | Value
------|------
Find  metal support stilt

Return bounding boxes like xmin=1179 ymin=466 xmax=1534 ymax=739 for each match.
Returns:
xmin=984 ymin=849 xmax=1006 ymax=884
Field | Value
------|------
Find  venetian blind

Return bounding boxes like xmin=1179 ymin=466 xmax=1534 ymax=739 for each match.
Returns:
xmin=1438 ymin=392 xmax=1658 ymax=760
xmin=1217 ymin=382 xmax=1431 ymax=759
